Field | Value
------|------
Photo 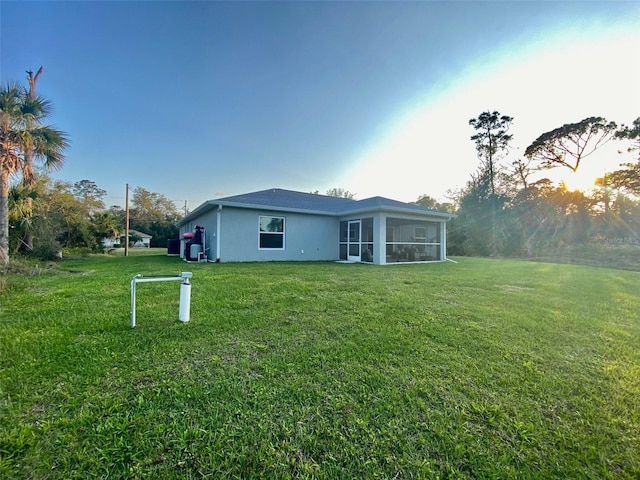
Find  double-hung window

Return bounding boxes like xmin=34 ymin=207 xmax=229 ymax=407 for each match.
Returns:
xmin=259 ymin=216 xmax=285 ymax=249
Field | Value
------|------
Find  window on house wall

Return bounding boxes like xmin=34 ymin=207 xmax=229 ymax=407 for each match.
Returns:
xmin=259 ymin=216 xmax=285 ymax=249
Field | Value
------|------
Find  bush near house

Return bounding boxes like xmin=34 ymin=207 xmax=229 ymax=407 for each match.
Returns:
xmin=1 ymin=252 xmax=638 ymax=478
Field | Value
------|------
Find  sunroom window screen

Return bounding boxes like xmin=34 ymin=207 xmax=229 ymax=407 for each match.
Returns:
xmin=259 ymin=216 xmax=285 ymax=249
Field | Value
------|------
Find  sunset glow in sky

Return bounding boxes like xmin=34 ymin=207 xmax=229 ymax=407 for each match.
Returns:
xmin=346 ymin=26 xmax=640 ymax=199
xmin=1 ymin=1 xmax=638 ymax=209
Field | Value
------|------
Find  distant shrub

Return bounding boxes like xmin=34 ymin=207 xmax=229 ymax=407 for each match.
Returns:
xmin=30 ymin=234 xmax=62 ymax=261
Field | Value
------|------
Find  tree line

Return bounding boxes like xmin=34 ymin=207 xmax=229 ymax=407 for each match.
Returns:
xmin=443 ymin=113 xmax=639 ymax=257
xmin=9 ymin=177 xmax=180 ymax=259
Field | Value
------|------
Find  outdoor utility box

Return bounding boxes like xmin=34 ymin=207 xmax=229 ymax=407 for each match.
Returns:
xmin=167 ymin=239 xmax=180 ymax=256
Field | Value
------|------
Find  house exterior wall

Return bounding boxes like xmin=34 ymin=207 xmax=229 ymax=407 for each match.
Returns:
xmin=179 ymin=208 xmax=219 ymax=260
xmin=134 ymin=238 xmax=151 ymax=248
xmin=178 ymin=200 xmax=451 ymax=264
xmin=183 ymin=207 xmax=339 ymax=262
xmin=102 ymin=233 xmax=151 ymax=249
xmin=219 ymin=208 xmax=339 ymax=262
xmin=102 ymin=238 xmax=120 ymax=248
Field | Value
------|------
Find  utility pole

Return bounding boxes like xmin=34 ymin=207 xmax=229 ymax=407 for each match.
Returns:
xmin=125 ymin=184 xmax=130 ymax=257
xmin=183 ymin=200 xmax=188 ymax=216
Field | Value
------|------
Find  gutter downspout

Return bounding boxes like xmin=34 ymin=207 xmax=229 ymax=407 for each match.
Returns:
xmin=441 ymin=220 xmax=446 ymax=262
xmin=216 ymin=205 xmax=222 ymax=262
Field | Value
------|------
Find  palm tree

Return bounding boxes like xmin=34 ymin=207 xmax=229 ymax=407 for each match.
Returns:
xmin=0 ymin=81 xmax=68 ymax=263
xmin=8 ymin=183 xmax=40 ymax=252
xmin=20 ymin=67 xmax=44 ymax=253
xmin=90 ymin=211 xmax=121 ymax=250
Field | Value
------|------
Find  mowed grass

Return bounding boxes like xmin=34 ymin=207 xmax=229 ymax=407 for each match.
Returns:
xmin=1 ymin=252 xmax=639 ymax=479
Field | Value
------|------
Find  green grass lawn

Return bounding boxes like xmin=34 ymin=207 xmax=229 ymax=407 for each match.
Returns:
xmin=1 ymin=252 xmax=639 ymax=479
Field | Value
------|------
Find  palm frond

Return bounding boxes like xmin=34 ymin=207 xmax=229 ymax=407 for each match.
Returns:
xmin=20 ymin=94 xmax=53 ymax=122
xmin=31 ymin=125 xmax=69 ymax=171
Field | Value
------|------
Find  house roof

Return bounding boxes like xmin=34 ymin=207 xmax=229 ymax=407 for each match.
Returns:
xmin=128 ymin=229 xmax=152 ymax=239
xmin=178 ymin=188 xmax=453 ymax=226
xmin=341 ymin=195 xmax=444 ymax=215
xmin=219 ymin=188 xmax=357 ymax=213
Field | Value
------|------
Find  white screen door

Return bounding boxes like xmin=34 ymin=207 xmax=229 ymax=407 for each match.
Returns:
xmin=347 ymin=220 xmax=361 ymax=261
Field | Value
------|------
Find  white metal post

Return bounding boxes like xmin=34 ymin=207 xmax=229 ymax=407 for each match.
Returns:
xmin=179 ymin=279 xmax=191 ymax=322
xmin=130 ymin=274 xmax=139 ymax=328
xmin=130 ymin=272 xmax=193 ymax=328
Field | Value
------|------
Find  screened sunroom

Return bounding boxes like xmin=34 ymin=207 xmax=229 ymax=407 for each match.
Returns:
xmin=385 ymin=218 xmax=441 ymax=263
xmin=339 ymin=216 xmax=444 ymax=264
xmin=339 ymin=218 xmax=374 ymax=262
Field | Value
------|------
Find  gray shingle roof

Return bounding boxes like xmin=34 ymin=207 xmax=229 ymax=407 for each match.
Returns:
xmin=128 ymin=229 xmax=152 ymax=238
xmin=343 ymin=195 xmax=440 ymax=214
xmin=219 ymin=188 xmax=447 ymax=216
xmin=218 ymin=188 xmax=357 ymax=213
xmin=179 ymin=188 xmax=452 ymax=226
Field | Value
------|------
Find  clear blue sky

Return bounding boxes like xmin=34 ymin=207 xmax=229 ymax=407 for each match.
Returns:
xmin=2 ymin=1 xmax=639 ymax=211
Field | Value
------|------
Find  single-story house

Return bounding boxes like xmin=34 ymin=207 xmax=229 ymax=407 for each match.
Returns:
xmin=129 ymin=229 xmax=153 ymax=248
xmin=102 ymin=229 xmax=153 ymax=248
xmin=101 ymin=236 xmax=120 ymax=249
xmin=177 ymin=188 xmax=455 ymax=265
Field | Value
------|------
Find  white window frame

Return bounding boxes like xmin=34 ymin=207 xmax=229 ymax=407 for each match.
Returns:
xmin=258 ymin=215 xmax=285 ymax=250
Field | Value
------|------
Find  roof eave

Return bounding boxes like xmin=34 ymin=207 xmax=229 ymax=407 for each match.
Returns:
xmin=177 ymin=200 xmax=340 ymax=226
xmin=178 ymin=198 xmax=456 ymax=226
xmin=177 ymin=200 xmax=219 ymax=226
xmin=340 ymin=205 xmax=455 ymax=220
xmin=219 ymin=201 xmax=338 ymax=216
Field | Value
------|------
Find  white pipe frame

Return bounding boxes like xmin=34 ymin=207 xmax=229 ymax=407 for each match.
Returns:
xmin=130 ymin=272 xmax=193 ymax=328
